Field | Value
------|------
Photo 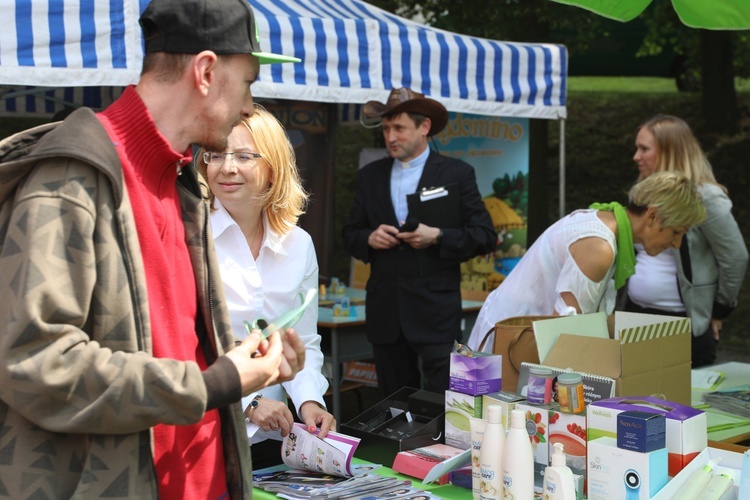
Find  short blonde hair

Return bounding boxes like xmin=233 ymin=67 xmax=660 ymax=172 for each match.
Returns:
xmin=638 ymin=114 xmax=726 ymax=193
xmin=197 ymin=104 xmax=308 ymax=235
xmin=628 ymin=171 xmax=706 ymax=228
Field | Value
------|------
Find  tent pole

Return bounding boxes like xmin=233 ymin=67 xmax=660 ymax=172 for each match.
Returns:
xmin=559 ymin=119 xmax=566 ymax=219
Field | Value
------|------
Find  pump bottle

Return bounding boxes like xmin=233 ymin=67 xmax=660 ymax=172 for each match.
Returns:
xmin=542 ymin=442 xmax=576 ymax=499
xmin=479 ymin=405 xmax=505 ymax=500
xmin=698 ymin=473 xmax=734 ymax=500
xmin=672 ymin=458 xmax=720 ymax=499
xmin=503 ymin=408 xmax=535 ymax=499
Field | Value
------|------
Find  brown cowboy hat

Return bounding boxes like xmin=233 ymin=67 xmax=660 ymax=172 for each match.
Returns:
xmin=362 ymin=87 xmax=448 ymax=136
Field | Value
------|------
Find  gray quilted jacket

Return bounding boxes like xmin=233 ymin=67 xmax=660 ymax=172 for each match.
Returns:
xmin=0 ymin=108 xmax=252 ymax=498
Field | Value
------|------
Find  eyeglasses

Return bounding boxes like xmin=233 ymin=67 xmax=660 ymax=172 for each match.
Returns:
xmin=203 ymin=151 xmax=263 ymax=166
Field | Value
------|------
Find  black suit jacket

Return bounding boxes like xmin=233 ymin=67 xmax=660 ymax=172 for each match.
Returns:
xmin=342 ymin=150 xmax=495 ymax=345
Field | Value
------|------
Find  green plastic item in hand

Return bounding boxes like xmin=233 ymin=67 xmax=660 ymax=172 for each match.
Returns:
xmin=243 ymin=288 xmax=318 ymax=339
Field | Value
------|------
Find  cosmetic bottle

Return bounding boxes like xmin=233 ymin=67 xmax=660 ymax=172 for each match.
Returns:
xmin=672 ymin=458 xmax=720 ymax=499
xmin=470 ymin=417 xmax=488 ymax=500
xmin=542 ymin=442 xmax=576 ymax=499
xmin=698 ymin=473 xmax=733 ymax=500
xmin=503 ymin=408 xmax=534 ymax=499
xmin=479 ymin=405 xmax=505 ymax=500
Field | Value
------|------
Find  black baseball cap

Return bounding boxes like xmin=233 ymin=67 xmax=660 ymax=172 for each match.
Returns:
xmin=139 ymin=0 xmax=300 ymax=64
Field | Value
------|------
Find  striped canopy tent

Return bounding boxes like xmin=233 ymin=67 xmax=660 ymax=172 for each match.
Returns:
xmin=0 ymin=0 xmax=569 ymax=215
xmin=0 ymin=0 xmax=567 ymax=120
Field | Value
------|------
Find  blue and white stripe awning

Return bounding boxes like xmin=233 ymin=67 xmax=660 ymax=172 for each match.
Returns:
xmin=0 ymin=0 xmax=567 ymax=119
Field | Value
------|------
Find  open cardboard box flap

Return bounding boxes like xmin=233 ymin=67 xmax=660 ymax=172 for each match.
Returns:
xmin=540 ymin=312 xmax=692 ymax=405
xmin=544 ymin=335 xmax=621 ymax=379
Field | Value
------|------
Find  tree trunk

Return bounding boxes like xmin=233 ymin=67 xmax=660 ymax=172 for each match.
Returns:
xmin=701 ymin=30 xmax=739 ymax=135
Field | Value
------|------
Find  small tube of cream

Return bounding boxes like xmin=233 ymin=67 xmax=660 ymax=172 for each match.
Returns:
xmin=469 ymin=416 xmax=488 ymax=499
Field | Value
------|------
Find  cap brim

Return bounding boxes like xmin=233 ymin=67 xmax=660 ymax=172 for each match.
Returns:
xmin=253 ymin=51 xmax=301 ymax=65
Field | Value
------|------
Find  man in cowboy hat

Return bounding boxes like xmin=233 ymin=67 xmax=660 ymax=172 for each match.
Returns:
xmin=343 ymin=88 xmax=495 ymax=397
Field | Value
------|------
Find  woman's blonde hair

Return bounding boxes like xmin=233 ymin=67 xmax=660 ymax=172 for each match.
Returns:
xmin=638 ymin=114 xmax=726 ymax=193
xmin=197 ymin=104 xmax=309 ymax=235
xmin=628 ymin=171 xmax=706 ymax=228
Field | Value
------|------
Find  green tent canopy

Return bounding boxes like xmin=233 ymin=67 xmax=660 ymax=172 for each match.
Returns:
xmin=550 ymin=0 xmax=750 ymax=29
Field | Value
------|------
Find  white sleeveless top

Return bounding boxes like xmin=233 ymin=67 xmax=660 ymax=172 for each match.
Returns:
xmin=467 ymin=210 xmax=618 ymax=352
xmin=628 ymin=245 xmax=685 ymax=312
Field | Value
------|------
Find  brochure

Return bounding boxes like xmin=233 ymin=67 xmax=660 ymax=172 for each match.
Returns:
xmin=703 ymin=385 xmax=750 ymax=419
xmin=253 ymin=463 xmax=443 ymax=499
xmin=282 ymin=423 xmax=362 ymax=477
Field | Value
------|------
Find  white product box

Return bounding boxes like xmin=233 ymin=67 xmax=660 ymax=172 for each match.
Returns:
xmin=587 ymin=437 xmax=668 ymax=500
xmin=444 ymin=390 xmax=482 ymax=450
xmin=548 ymin=408 xmax=588 ymax=490
xmin=587 ymin=397 xmax=706 ymax=477
xmin=652 ymin=447 xmax=744 ymax=499
xmin=514 ymin=401 xmax=554 ymax=495
xmin=482 ymin=390 xmax=525 ymax=430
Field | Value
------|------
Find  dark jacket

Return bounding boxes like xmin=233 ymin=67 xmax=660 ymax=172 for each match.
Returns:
xmin=342 ymin=150 xmax=495 ymax=344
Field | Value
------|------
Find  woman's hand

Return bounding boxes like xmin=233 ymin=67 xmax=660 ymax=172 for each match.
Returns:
xmin=299 ymin=401 xmax=337 ymax=438
xmin=245 ymin=397 xmax=295 ymax=437
xmin=710 ymin=318 xmax=722 ymax=341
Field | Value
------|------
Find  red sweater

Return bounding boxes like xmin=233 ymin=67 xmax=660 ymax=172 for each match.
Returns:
xmin=99 ymin=86 xmax=228 ymax=500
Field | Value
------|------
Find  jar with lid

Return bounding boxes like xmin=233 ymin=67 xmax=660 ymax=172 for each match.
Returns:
xmin=527 ymin=366 xmax=553 ymax=405
xmin=557 ymin=372 xmax=585 ymax=414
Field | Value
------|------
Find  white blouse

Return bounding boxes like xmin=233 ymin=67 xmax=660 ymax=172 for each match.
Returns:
xmin=210 ymin=199 xmax=328 ymax=443
xmin=467 ymin=210 xmax=617 ymax=352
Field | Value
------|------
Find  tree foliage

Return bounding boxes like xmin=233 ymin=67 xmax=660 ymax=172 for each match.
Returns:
xmin=492 ymin=171 xmax=528 ymax=216
xmin=368 ymin=0 xmax=749 ymax=133
xmin=367 ymin=0 xmax=605 ymax=49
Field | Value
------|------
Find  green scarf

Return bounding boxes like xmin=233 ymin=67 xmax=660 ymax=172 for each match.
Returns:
xmin=588 ymin=201 xmax=635 ymax=290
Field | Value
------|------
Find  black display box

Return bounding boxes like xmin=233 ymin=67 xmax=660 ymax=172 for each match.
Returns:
xmin=342 ymin=387 xmax=445 ymax=466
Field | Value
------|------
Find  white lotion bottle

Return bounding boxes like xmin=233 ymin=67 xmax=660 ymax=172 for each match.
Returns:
xmin=698 ymin=473 xmax=734 ymax=500
xmin=470 ymin=416 xmax=489 ymax=500
xmin=672 ymin=458 xmax=720 ymax=499
xmin=503 ymin=408 xmax=535 ymax=499
xmin=479 ymin=405 xmax=505 ymax=500
xmin=542 ymin=442 xmax=577 ymax=500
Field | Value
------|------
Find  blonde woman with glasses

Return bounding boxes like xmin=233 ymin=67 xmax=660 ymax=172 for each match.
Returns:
xmin=197 ymin=104 xmax=334 ymax=469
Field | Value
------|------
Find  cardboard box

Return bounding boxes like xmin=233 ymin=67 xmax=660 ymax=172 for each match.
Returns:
xmin=444 ymin=390 xmax=482 ymax=450
xmin=587 ymin=396 xmax=706 ymax=477
xmin=542 ymin=312 xmax=693 ymax=405
xmin=652 ymin=447 xmax=745 ymax=499
xmin=449 ymin=351 xmax=502 ymax=395
xmin=391 ymin=443 xmax=465 ymax=485
xmin=342 ymin=387 xmax=444 ymax=465
xmin=515 ymin=401 xmax=555 ymax=495
xmin=587 ymin=437 xmax=668 ymax=500
xmin=482 ymin=390 xmax=525 ymax=430
xmin=548 ymin=408 xmax=588 ymax=493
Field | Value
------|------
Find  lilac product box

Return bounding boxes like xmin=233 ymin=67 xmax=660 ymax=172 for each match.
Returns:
xmin=617 ymin=410 xmax=666 ymax=453
xmin=449 ymin=352 xmax=502 ymax=396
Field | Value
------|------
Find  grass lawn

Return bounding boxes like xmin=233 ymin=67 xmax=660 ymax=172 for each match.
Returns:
xmin=568 ymin=76 xmax=750 ymax=93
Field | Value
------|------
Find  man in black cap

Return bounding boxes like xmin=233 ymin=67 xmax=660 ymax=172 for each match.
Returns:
xmin=0 ymin=0 xmax=303 ymax=497
xmin=343 ymin=88 xmax=495 ymax=398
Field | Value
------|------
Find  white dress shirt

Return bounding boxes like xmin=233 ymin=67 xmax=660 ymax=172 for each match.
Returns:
xmin=210 ymin=199 xmax=328 ymax=443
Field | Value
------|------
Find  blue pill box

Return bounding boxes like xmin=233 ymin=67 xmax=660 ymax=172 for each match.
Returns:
xmin=617 ymin=410 xmax=666 ymax=453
